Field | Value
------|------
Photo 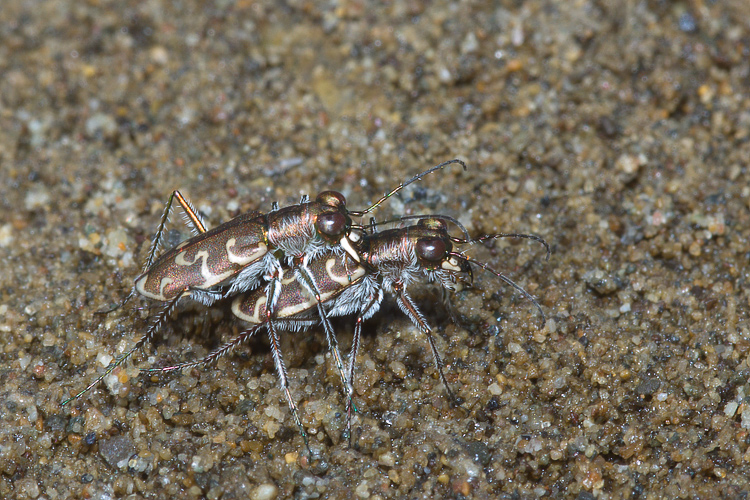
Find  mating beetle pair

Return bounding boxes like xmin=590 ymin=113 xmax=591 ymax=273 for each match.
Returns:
xmin=62 ymin=160 xmax=549 ymax=453
xmin=62 ymin=160 xmax=466 ymax=406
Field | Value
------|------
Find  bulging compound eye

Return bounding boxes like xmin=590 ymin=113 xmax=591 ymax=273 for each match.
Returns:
xmin=416 ymin=237 xmax=447 ymax=262
xmin=316 ymin=191 xmax=346 ymax=208
xmin=317 ymin=212 xmax=347 ymax=236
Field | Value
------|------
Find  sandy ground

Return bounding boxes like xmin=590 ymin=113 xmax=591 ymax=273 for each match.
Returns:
xmin=1 ymin=1 xmax=750 ymax=498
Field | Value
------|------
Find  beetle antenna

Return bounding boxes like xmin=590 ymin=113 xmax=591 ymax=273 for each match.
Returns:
xmin=452 ymin=252 xmax=546 ymax=328
xmin=349 ymin=159 xmax=467 ymax=216
xmin=453 ymin=233 xmax=550 ymax=261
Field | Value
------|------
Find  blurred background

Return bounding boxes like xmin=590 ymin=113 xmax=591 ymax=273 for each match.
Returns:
xmin=1 ymin=1 xmax=749 ymax=498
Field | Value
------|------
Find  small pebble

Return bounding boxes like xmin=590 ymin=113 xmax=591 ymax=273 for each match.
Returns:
xmin=99 ymin=435 xmax=136 ymax=469
xmin=251 ymin=483 xmax=278 ymax=500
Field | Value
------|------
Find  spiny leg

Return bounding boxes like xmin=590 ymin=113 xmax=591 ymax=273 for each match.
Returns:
xmin=172 ymin=190 xmax=206 ymax=236
xmin=440 ymin=286 xmax=463 ymax=329
xmin=294 ymin=264 xmax=354 ymax=413
xmin=343 ymin=293 xmax=382 ymax=445
xmin=95 ymin=289 xmax=138 ymax=316
xmin=144 ymin=324 xmax=263 ymax=373
xmin=82 ymin=192 xmax=207 ymax=399
xmin=96 ymin=190 xmax=205 ymax=316
xmin=143 ymin=189 xmax=207 ymax=275
xmin=62 ymin=292 xmax=183 ymax=406
xmin=263 ymin=277 xmax=313 ymax=456
xmin=393 ymin=285 xmax=462 ymax=406
xmin=142 ymin=319 xmax=319 ymax=373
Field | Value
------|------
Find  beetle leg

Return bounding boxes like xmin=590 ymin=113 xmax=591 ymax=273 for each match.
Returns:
xmin=393 ymin=285 xmax=462 ymax=407
xmin=295 ymin=263 xmax=353 ymax=411
xmin=62 ymin=292 xmax=183 ymax=405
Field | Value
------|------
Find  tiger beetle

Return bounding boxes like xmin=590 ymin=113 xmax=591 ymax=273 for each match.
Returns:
xmin=144 ymin=216 xmax=549 ymax=450
xmin=61 ymin=160 xmax=467 ymax=410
